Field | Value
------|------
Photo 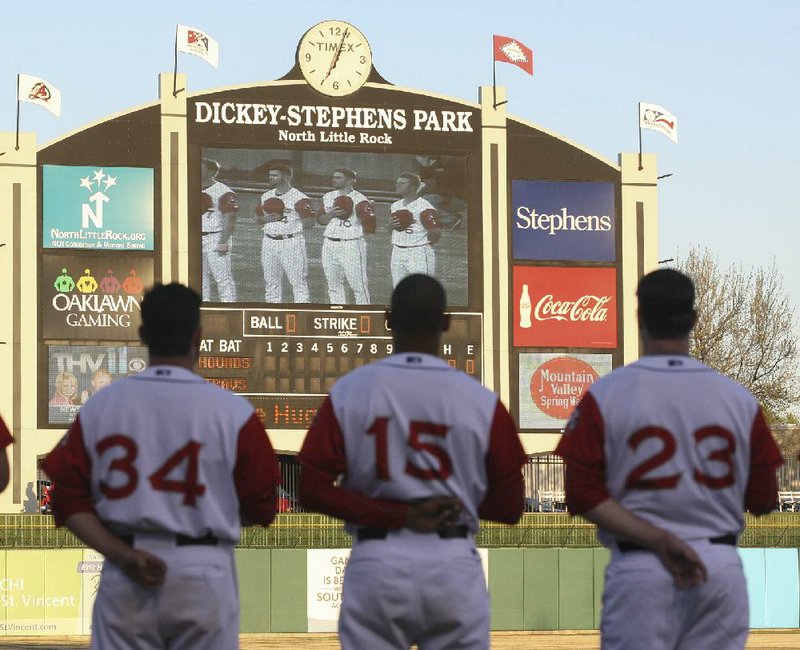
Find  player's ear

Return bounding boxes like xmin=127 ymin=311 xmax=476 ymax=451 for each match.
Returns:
xmin=441 ymin=313 xmax=451 ymax=333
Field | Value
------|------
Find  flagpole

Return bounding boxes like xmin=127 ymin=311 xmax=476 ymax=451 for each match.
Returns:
xmin=638 ymin=102 xmax=643 ymax=170
xmin=15 ymin=74 xmax=21 ymax=151
xmin=492 ymin=60 xmax=497 ymax=109
xmin=173 ymin=29 xmax=179 ymax=98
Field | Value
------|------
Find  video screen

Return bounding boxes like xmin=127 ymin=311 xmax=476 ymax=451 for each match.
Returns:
xmin=198 ymin=148 xmax=469 ymax=306
xmin=47 ymin=345 xmax=148 ymax=425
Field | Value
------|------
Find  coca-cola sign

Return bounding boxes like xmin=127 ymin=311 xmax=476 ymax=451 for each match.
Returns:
xmin=513 ymin=266 xmax=617 ymax=348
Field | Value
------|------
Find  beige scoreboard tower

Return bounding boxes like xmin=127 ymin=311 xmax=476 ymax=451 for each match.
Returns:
xmin=0 ymin=22 xmax=659 ymax=513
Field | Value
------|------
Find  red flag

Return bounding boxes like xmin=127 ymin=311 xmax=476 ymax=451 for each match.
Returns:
xmin=493 ymin=35 xmax=533 ymax=75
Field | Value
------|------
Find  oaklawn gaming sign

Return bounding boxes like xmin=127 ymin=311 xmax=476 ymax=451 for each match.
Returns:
xmin=42 ymin=165 xmax=155 ymax=250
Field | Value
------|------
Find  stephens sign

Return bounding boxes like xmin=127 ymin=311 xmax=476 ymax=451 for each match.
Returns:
xmin=511 ymin=180 xmax=615 ymax=262
xmin=42 ymin=165 xmax=155 ymax=250
xmin=513 ymin=266 xmax=617 ymax=348
xmin=518 ymin=353 xmax=612 ymax=429
xmin=42 ymin=255 xmax=154 ymax=340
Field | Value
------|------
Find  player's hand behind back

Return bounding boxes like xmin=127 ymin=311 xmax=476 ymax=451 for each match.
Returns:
xmin=654 ymin=531 xmax=708 ymax=590
xmin=405 ymin=497 xmax=462 ymax=533
xmin=119 ymin=548 xmax=167 ymax=588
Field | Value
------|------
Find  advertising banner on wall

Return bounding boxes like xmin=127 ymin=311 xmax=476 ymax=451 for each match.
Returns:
xmin=307 ymin=549 xmax=350 ymax=632
xmin=42 ymin=165 xmax=155 ymax=250
xmin=513 ymin=266 xmax=617 ymax=348
xmin=518 ymin=353 xmax=612 ymax=429
xmin=46 ymin=345 xmax=148 ymax=425
xmin=42 ymin=255 xmax=153 ymax=340
xmin=511 ymin=180 xmax=615 ymax=262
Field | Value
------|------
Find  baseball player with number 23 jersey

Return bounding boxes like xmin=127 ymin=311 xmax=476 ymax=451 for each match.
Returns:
xmin=300 ymin=275 xmax=526 ymax=650
xmin=43 ymin=283 xmax=280 ymax=650
xmin=556 ymin=269 xmax=782 ymax=650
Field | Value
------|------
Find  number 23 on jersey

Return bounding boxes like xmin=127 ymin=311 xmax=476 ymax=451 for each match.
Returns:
xmin=625 ymin=425 xmax=736 ymax=490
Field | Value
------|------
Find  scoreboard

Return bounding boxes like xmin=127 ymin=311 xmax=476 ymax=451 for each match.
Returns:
xmin=198 ymin=307 xmax=482 ymax=429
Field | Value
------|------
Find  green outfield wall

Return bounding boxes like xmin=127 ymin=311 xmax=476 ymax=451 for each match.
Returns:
xmin=0 ymin=546 xmax=797 ymax=636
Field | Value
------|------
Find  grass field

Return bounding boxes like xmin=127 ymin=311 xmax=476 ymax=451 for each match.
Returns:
xmin=5 ymin=631 xmax=800 ymax=649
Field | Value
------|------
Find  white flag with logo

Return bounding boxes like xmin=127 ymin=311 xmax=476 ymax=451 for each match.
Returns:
xmin=639 ymin=102 xmax=677 ymax=143
xmin=18 ymin=74 xmax=61 ymax=117
xmin=176 ymin=25 xmax=219 ymax=68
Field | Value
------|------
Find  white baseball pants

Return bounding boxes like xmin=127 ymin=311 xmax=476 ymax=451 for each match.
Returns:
xmin=601 ymin=542 xmax=748 ymax=649
xmin=261 ymin=233 xmax=309 ymax=303
xmin=339 ymin=529 xmax=489 ymax=650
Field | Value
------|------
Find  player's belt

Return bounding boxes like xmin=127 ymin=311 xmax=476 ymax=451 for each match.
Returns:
xmin=265 ymin=233 xmax=299 ymax=240
xmin=356 ymin=525 xmax=469 ymax=541
xmin=394 ymin=243 xmax=429 ymax=249
xmin=202 ymin=231 xmax=222 ymax=236
xmin=325 ymin=237 xmax=362 ymax=242
xmin=118 ymin=532 xmax=219 ymax=547
xmin=617 ymin=533 xmax=736 ymax=554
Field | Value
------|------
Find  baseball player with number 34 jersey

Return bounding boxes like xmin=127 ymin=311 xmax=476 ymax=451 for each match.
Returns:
xmin=299 ymin=275 xmax=526 ymax=650
xmin=43 ymin=283 xmax=280 ymax=650
xmin=556 ymin=269 xmax=782 ymax=650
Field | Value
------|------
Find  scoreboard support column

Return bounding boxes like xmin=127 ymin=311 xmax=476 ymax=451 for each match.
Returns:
xmin=478 ymin=85 xmax=511 ymax=405
xmin=158 ymin=72 xmax=189 ymax=284
xmin=619 ymin=153 xmax=659 ymax=364
xmin=0 ymin=132 xmax=37 ymax=507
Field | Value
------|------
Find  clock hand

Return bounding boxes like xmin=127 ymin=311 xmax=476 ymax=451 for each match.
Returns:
xmin=321 ymin=28 xmax=349 ymax=84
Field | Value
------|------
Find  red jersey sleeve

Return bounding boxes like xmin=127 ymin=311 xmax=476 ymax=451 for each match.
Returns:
xmin=478 ymin=401 xmax=527 ymax=523
xmin=554 ymin=392 xmax=610 ymax=515
xmin=233 ymin=413 xmax=280 ymax=527
xmin=744 ymin=407 xmax=783 ymax=515
xmin=294 ymin=198 xmax=316 ymax=220
xmin=355 ymin=200 xmax=376 ymax=233
xmin=0 ymin=417 xmax=13 ymax=448
xmin=41 ymin=416 xmax=96 ymax=527
xmin=298 ymin=397 xmax=408 ymax=528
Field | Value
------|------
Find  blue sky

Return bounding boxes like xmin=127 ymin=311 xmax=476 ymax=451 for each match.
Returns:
xmin=2 ymin=1 xmax=798 ymax=307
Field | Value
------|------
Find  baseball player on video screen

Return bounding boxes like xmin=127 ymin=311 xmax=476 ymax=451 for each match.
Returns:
xmin=256 ymin=163 xmax=316 ymax=303
xmin=556 ymin=269 xmax=783 ymax=650
xmin=200 ymin=158 xmax=238 ymax=302
xmin=389 ymin=173 xmax=443 ymax=287
xmin=318 ymin=168 xmax=376 ymax=304
xmin=299 ymin=274 xmax=527 ymax=650
xmin=43 ymin=283 xmax=280 ymax=649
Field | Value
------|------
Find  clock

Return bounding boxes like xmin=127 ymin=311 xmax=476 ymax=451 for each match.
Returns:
xmin=298 ymin=21 xmax=373 ymax=97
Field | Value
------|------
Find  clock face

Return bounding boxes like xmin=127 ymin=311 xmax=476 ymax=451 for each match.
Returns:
xmin=298 ymin=21 xmax=373 ymax=97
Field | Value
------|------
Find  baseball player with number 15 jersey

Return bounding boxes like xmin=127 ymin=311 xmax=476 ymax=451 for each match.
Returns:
xmin=299 ymin=275 xmax=526 ymax=650
xmin=556 ymin=269 xmax=782 ymax=650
